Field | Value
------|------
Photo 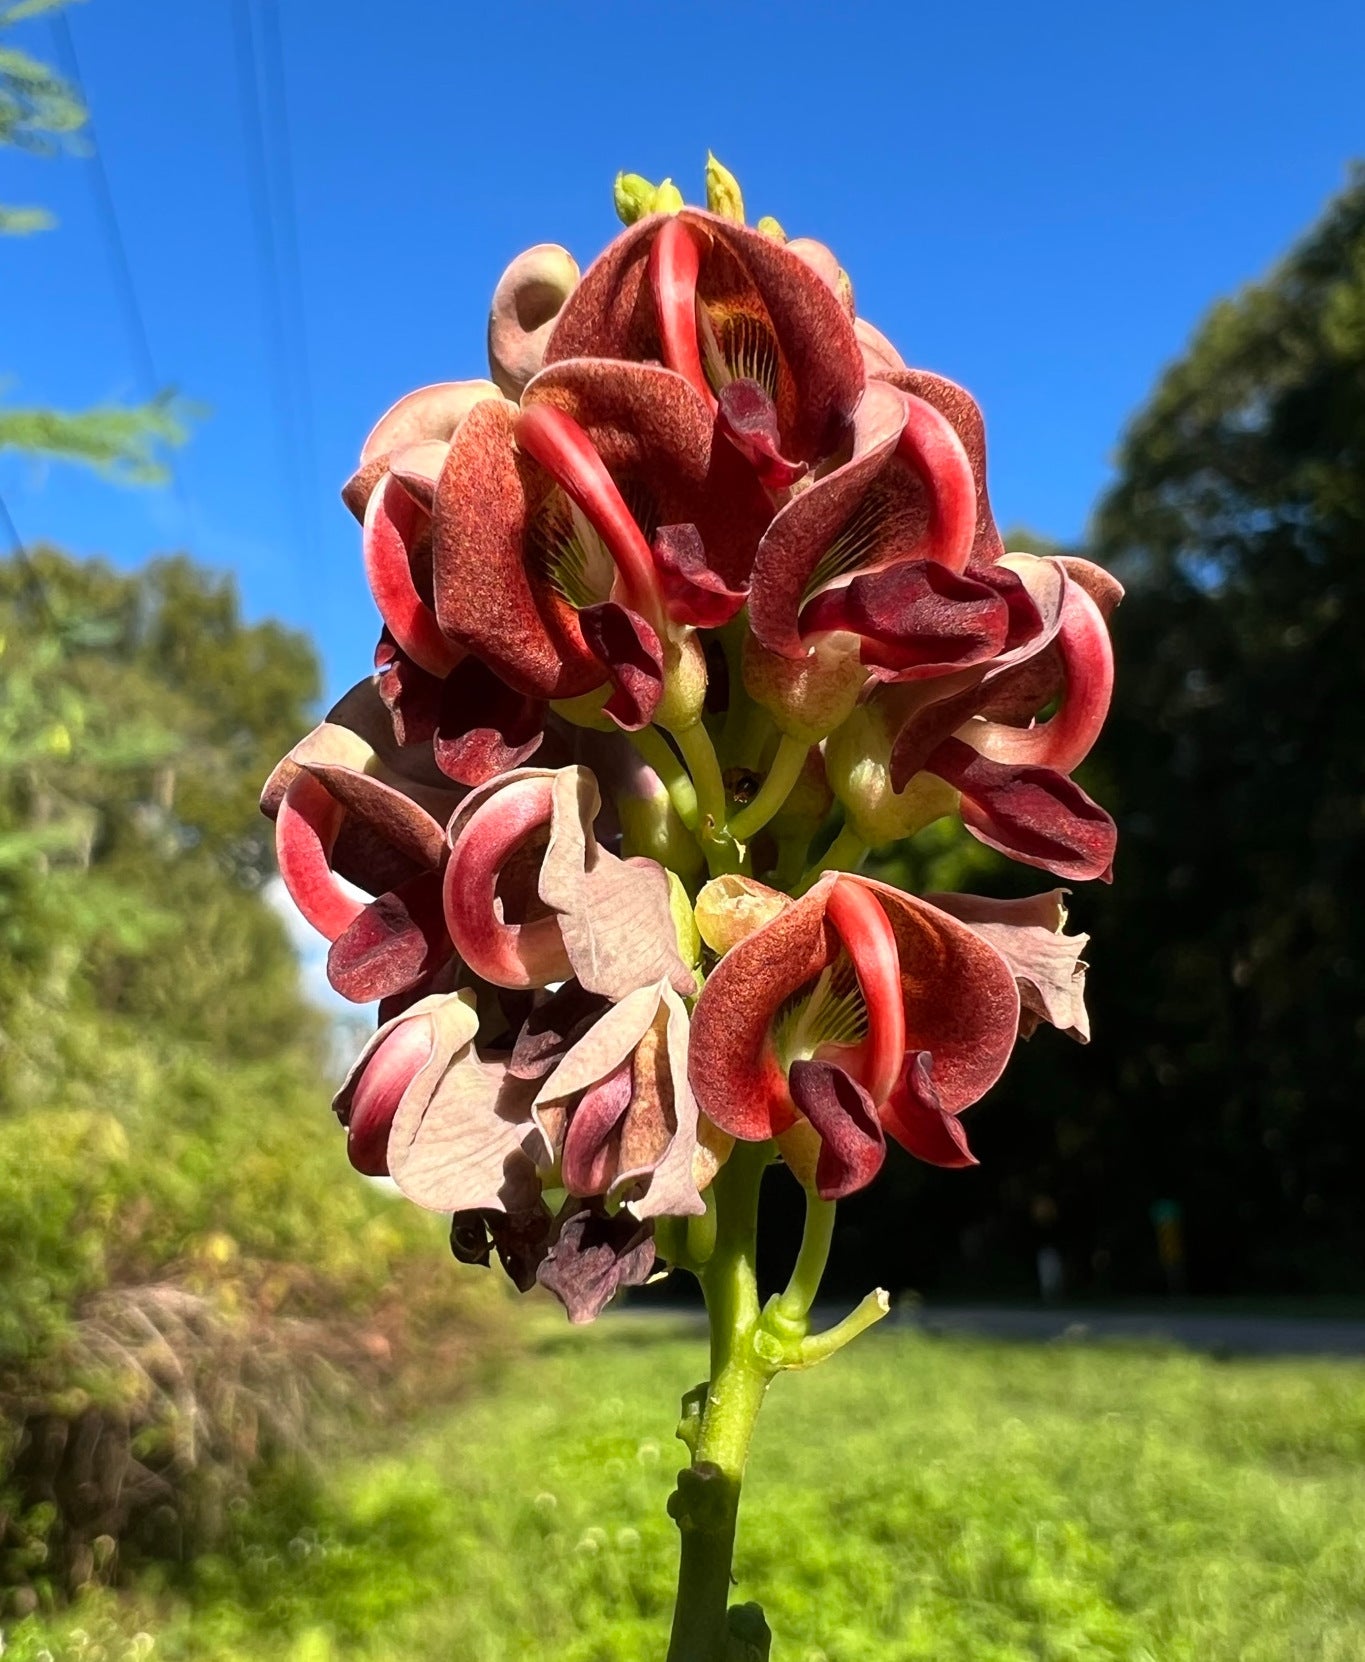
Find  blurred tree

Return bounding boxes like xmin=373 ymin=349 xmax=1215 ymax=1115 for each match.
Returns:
xmin=812 ymin=172 xmax=1365 ymax=1301
xmin=0 ymin=0 xmax=187 ymax=480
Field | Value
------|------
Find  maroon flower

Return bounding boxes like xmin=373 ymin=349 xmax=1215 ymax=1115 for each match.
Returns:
xmin=688 ymin=872 xmax=1026 ymax=1197
xmin=545 ymin=209 xmax=865 ymax=485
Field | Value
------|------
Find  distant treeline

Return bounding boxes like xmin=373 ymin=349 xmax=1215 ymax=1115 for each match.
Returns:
xmin=799 ymin=169 xmax=1365 ymax=1301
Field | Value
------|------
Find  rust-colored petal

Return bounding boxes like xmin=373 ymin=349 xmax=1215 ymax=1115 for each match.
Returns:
xmin=855 ymin=876 xmax=1021 ymax=1116
xmin=688 ymin=877 xmax=839 ymax=1139
xmin=651 ymin=522 xmax=748 ymax=627
xmin=523 ymin=356 xmax=772 ymax=592
xmin=432 ymin=396 xmax=602 ymax=700
xmin=878 ymin=368 xmax=1004 ymax=569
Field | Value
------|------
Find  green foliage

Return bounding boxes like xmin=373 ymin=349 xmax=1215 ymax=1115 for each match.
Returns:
xmin=0 ymin=401 xmax=190 ymax=485
xmin=6 ymin=1329 xmax=1364 ymax=1658
xmin=1 ymin=0 xmax=190 ymax=478
xmin=0 ymin=0 xmax=85 ymax=235
xmin=0 ymin=548 xmax=488 ymax=1600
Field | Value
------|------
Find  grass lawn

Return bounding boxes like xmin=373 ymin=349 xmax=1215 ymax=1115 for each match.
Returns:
xmin=7 ymin=1321 xmax=1365 ymax=1661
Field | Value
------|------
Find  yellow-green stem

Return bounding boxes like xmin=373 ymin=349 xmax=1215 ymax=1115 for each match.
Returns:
xmin=729 ymin=734 xmax=811 ymax=844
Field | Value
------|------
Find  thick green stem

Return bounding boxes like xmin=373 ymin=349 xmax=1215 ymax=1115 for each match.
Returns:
xmin=772 ymin=1191 xmax=836 ymax=1329
xmin=728 ymin=734 xmax=811 ymax=845
xmin=666 ymin=1142 xmax=773 ymax=1662
xmin=630 ymin=725 xmax=700 ymax=830
xmin=670 ymin=718 xmax=744 ymax=877
xmin=794 ymin=823 xmax=868 ymax=893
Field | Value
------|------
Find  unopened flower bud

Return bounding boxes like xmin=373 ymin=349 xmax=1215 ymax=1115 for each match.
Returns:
xmin=705 ymin=152 xmax=745 ymax=222
xmin=652 ymin=178 xmax=685 ymax=215
xmin=655 ymin=631 xmax=708 ymax=733
xmin=614 ymin=172 xmax=658 ymax=225
xmin=694 ymin=874 xmax=788 ymax=955
xmin=756 ymin=215 xmax=786 ymax=242
xmin=824 ymin=702 xmax=960 ymax=845
xmin=742 ymin=634 xmax=866 ymax=744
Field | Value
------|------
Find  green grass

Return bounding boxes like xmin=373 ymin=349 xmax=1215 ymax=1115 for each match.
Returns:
xmin=8 ymin=1323 xmax=1365 ymax=1661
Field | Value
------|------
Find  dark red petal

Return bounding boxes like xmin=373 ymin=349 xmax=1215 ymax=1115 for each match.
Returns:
xmin=651 ymin=523 xmax=748 ymax=627
xmin=929 ymin=737 xmax=1117 ymax=882
xmin=561 ymin=1061 xmax=635 ymax=1196
xmin=787 ymin=1059 xmax=887 ymax=1199
xmin=748 ymin=380 xmax=909 ymax=658
xmin=882 ymin=1052 xmax=978 ymax=1169
xmin=801 ymin=560 xmax=1012 ymax=675
xmin=433 ymin=658 xmax=545 ymax=785
xmin=716 ymin=380 xmax=806 ymax=489
xmin=327 ymin=869 xmax=452 ymax=1003
xmin=577 ymin=602 xmax=664 ymax=732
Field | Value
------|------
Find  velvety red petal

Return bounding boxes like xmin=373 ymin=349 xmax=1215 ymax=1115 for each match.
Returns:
xmin=878 ymin=369 xmax=1004 ymax=569
xmin=327 ymin=870 xmax=452 ymax=1003
xmin=432 ymin=397 xmax=601 ymax=700
xmin=577 ymin=602 xmax=664 ymax=731
xmin=881 ymin=1052 xmax=978 ymax=1168
xmin=787 ymin=1059 xmax=887 ymax=1199
xmin=929 ymin=737 xmax=1117 ymax=882
xmin=651 ymin=523 xmax=748 ymax=627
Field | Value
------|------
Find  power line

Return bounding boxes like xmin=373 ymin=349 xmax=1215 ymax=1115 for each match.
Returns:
xmin=229 ymin=0 xmax=316 ymax=569
xmin=48 ymin=8 xmax=197 ymax=542
xmin=256 ymin=0 xmax=319 ymax=549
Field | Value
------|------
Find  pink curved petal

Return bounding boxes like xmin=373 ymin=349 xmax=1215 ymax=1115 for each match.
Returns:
xmin=344 ymin=1014 xmax=436 ymax=1176
xmin=443 ymin=774 xmax=572 ymax=989
xmin=275 ymin=772 xmax=365 ymax=942
xmin=964 ymin=575 xmax=1114 ymax=772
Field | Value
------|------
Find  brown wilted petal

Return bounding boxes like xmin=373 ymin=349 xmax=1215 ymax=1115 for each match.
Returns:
xmin=386 ymin=989 xmax=546 ymax=1215
xmin=928 ymin=890 xmax=1091 ymax=1042
xmin=539 ymin=767 xmax=697 ymax=1001
xmin=536 ymin=1202 xmax=656 ymax=1325
xmin=487 ymin=243 xmax=580 ymax=401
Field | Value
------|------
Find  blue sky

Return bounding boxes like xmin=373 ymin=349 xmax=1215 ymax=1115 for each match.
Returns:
xmin=3 ymin=0 xmax=1362 ymax=704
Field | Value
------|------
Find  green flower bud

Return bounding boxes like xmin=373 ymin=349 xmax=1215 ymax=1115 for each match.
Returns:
xmin=668 ymin=870 xmax=703 ymax=972
xmin=614 ymin=172 xmax=658 ymax=225
xmin=550 ymin=686 xmax=615 ymax=732
xmin=705 ymin=152 xmax=745 ymax=222
xmin=742 ymin=634 xmax=867 ymax=744
xmin=824 ymin=701 xmax=960 ymax=846
xmin=655 ymin=631 xmax=708 ymax=732
xmin=756 ymin=215 xmax=786 ymax=242
xmin=652 ymin=178 xmax=685 ymax=215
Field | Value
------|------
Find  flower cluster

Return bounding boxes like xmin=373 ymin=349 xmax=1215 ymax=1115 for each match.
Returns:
xmin=263 ymin=159 xmax=1119 ymax=1324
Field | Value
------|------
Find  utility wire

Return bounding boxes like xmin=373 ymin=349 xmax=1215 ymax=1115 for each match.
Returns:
xmin=256 ymin=0 xmax=319 ymax=555
xmin=229 ymin=0 xmax=315 ymax=570
xmin=48 ymin=9 xmax=197 ymax=541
